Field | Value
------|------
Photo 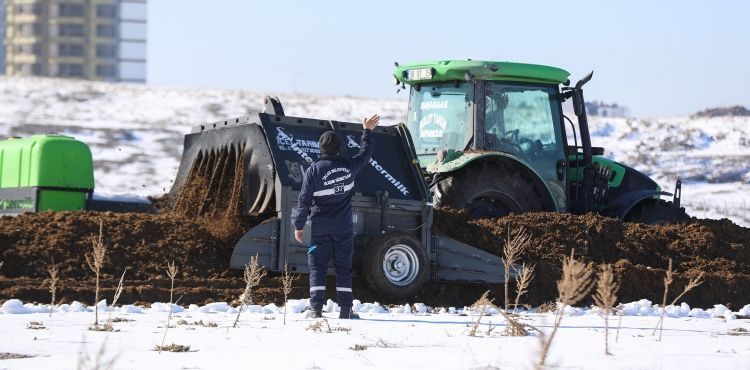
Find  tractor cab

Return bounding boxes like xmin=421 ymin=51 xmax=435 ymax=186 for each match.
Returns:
xmin=396 ymin=60 xmax=573 ymax=212
xmin=394 ymin=60 xmax=685 ymax=222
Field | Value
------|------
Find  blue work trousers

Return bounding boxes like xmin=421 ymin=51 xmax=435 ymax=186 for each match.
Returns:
xmin=308 ymin=231 xmax=354 ymax=311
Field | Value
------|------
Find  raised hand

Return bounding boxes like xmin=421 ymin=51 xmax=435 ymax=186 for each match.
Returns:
xmin=363 ymin=114 xmax=380 ymax=130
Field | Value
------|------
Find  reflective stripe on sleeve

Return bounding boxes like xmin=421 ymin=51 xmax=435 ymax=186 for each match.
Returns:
xmin=336 ymin=287 xmax=352 ymax=292
xmin=310 ymin=286 xmax=326 ymax=292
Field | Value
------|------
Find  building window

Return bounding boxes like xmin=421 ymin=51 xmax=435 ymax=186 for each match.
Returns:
xmin=16 ymin=4 xmax=44 ymax=15
xmin=96 ymin=25 xmax=117 ymax=38
xmin=14 ymin=43 xmax=43 ymax=55
xmin=57 ymin=63 xmax=84 ymax=77
xmin=96 ymin=44 xmax=117 ymax=58
xmin=96 ymin=64 xmax=117 ymax=77
xmin=15 ymin=63 xmax=43 ymax=74
xmin=58 ymin=43 xmax=84 ymax=57
xmin=58 ymin=24 xmax=85 ymax=37
xmin=96 ymin=5 xmax=117 ymax=18
xmin=57 ymin=3 xmax=85 ymax=17
xmin=17 ymin=23 xmax=43 ymax=36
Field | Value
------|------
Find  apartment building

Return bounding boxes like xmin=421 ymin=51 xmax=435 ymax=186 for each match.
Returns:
xmin=3 ymin=0 xmax=146 ymax=82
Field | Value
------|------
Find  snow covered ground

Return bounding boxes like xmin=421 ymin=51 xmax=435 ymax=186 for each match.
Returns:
xmin=1 ymin=298 xmax=749 ymax=369
xmin=0 ymin=76 xmax=748 ymax=225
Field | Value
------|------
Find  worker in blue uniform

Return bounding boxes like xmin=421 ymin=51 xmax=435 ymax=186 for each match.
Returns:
xmin=293 ymin=114 xmax=380 ymax=319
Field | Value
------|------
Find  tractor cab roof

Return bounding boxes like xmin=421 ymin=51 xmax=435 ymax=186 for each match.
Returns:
xmin=394 ymin=60 xmax=570 ymax=86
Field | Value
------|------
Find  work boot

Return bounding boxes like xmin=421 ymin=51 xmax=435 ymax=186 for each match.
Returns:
xmin=339 ymin=307 xmax=360 ymax=319
xmin=304 ymin=309 xmax=323 ymax=319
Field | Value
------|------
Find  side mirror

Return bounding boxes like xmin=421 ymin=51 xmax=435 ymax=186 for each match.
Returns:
xmin=575 ymin=71 xmax=594 ymax=89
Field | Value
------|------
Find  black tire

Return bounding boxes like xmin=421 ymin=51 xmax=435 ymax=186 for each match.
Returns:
xmin=434 ymin=161 xmax=546 ymax=219
xmin=363 ymin=232 xmax=429 ymax=299
xmin=625 ymin=199 xmax=690 ymax=224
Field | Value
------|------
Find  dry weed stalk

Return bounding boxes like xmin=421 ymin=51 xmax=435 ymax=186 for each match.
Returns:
xmin=536 ymin=252 xmax=595 ymax=370
xmin=615 ymin=308 xmax=624 ymax=343
xmin=47 ymin=260 xmax=60 ymax=317
xmin=0 ymin=260 xmax=4 ymax=273
xmin=653 ymin=259 xmax=705 ymax=341
xmin=98 ymin=269 xmax=127 ymax=331
xmin=593 ymin=264 xmax=619 ymax=355
xmin=159 ymin=261 xmax=179 ymax=353
xmin=281 ymin=264 xmax=298 ymax=325
xmin=513 ymin=262 xmax=536 ymax=311
xmin=76 ymin=336 xmax=118 ymax=370
xmin=502 ymin=226 xmax=531 ymax=310
xmin=86 ymin=221 xmax=108 ymax=326
xmin=233 ymin=254 xmax=267 ymax=328
xmin=469 ymin=290 xmax=495 ymax=337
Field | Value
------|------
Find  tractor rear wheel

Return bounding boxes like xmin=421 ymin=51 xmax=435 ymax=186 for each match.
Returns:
xmin=363 ymin=232 xmax=429 ymax=299
xmin=625 ymin=199 xmax=690 ymax=224
xmin=434 ymin=161 xmax=546 ymax=219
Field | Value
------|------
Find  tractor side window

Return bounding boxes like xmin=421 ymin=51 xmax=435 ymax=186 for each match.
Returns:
xmin=407 ymin=83 xmax=474 ymax=156
xmin=484 ymin=83 xmax=562 ymax=158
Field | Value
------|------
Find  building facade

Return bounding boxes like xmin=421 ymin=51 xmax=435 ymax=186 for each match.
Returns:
xmin=585 ymin=101 xmax=629 ymax=118
xmin=3 ymin=0 xmax=146 ymax=82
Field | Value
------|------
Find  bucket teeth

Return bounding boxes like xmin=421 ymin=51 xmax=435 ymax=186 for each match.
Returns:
xmin=169 ymin=121 xmax=275 ymax=218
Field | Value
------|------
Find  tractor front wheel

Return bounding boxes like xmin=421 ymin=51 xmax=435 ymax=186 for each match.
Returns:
xmin=434 ymin=161 xmax=546 ymax=219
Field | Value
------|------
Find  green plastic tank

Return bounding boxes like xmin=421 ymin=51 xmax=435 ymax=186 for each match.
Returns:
xmin=0 ymin=134 xmax=94 ymax=213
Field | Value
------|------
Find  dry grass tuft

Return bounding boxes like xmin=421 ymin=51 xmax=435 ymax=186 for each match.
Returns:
xmin=593 ymin=264 xmax=620 ymax=355
xmin=535 ymin=301 xmax=557 ymax=314
xmin=153 ymin=343 xmax=191 ymax=352
xmin=306 ymin=319 xmax=350 ymax=333
xmin=47 ymin=260 xmax=60 ymax=317
xmin=536 ymin=252 xmax=595 ymax=370
xmin=233 ymin=254 xmax=267 ymax=328
xmin=499 ymin=311 xmax=539 ymax=337
xmin=502 ymin=226 xmax=531 ymax=310
xmin=653 ymin=259 xmax=705 ymax=341
xmin=26 ymin=321 xmax=46 ymax=330
xmin=86 ymin=220 xmax=108 ymax=326
xmin=281 ymin=263 xmax=299 ymax=325
xmin=469 ymin=290 xmax=496 ymax=337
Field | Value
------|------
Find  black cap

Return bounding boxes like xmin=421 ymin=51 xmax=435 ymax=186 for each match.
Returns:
xmin=318 ymin=131 xmax=341 ymax=155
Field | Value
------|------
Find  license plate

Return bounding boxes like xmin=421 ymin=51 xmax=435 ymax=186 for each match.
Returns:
xmin=407 ymin=68 xmax=433 ymax=81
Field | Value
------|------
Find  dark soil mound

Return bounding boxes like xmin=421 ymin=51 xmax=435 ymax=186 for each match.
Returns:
xmin=433 ymin=209 xmax=750 ymax=308
xmin=1 ymin=191 xmax=748 ymax=309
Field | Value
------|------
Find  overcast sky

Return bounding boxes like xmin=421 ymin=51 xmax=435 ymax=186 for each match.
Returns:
xmin=147 ymin=0 xmax=749 ymax=118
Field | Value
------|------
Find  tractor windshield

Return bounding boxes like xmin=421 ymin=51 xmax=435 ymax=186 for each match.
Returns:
xmin=406 ymin=83 xmax=474 ymax=157
xmin=484 ymin=82 xmax=563 ymax=156
xmin=484 ymin=82 xmax=566 ymax=188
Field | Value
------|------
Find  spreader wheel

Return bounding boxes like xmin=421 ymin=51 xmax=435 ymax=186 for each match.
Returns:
xmin=363 ymin=232 xmax=429 ymax=299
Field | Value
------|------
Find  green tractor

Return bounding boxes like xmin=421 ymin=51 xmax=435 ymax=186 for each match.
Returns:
xmin=393 ymin=60 xmax=687 ymax=223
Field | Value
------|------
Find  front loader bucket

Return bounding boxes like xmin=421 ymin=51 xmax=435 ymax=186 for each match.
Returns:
xmin=169 ymin=116 xmax=275 ymax=216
